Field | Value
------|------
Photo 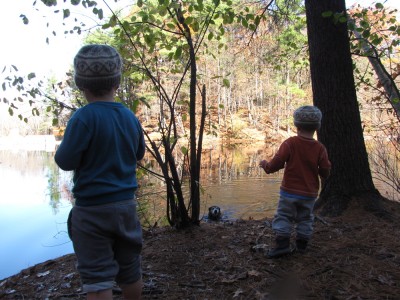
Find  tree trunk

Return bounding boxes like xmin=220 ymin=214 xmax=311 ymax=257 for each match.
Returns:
xmin=305 ymin=0 xmax=383 ymax=216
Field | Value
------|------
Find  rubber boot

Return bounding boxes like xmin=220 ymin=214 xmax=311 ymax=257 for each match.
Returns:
xmin=296 ymin=239 xmax=308 ymax=254
xmin=267 ymin=236 xmax=292 ymax=258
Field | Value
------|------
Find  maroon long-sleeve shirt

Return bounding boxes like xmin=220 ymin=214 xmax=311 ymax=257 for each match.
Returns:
xmin=263 ymin=136 xmax=331 ymax=198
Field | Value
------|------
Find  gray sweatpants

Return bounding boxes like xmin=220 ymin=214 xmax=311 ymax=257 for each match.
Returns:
xmin=68 ymin=199 xmax=142 ymax=293
xmin=272 ymin=193 xmax=315 ymax=240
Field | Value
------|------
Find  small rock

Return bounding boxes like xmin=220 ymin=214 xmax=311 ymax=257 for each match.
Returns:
xmin=61 ymin=282 xmax=71 ymax=289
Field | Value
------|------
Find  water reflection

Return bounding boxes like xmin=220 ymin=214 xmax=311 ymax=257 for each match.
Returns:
xmin=1 ymin=142 xmax=398 ymax=280
xmin=0 ymin=150 xmax=73 ymax=280
xmin=199 ymin=145 xmax=283 ymax=219
xmin=136 ymin=145 xmax=283 ymax=227
xmin=0 ymin=146 xmax=282 ymax=279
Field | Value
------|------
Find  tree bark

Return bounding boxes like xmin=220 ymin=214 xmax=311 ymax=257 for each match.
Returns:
xmin=305 ymin=0 xmax=383 ymax=216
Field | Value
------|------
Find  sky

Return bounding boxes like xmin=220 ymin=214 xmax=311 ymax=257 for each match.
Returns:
xmin=0 ymin=0 xmax=131 ymax=79
xmin=0 ymin=0 xmax=399 ymax=82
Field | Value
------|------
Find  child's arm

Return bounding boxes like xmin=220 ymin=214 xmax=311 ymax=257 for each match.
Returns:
xmin=259 ymin=155 xmax=285 ymax=174
xmin=318 ymin=145 xmax=331 ymax=179
xmin=319 ymin=167 xmax=330 ymax=179
xmin=259 ymin=160 xmax=270 ymax=173
xmin=259 ymin=141 xmax=288 ymax=174
xmin=54 ymin=118 xmax=90 ymax=171
xmin=135 ymin=120 xmax=146 ymax=161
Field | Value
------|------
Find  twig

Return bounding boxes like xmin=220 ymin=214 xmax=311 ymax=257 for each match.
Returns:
xmin=315 ymin=215 xmax=330 ymax=225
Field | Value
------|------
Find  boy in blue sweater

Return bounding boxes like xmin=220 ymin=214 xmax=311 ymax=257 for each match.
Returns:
xmin=55 ymin=44 xmax=145 ymax=300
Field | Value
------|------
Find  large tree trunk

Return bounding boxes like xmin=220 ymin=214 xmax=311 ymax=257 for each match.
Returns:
xmin=305 ymin=0 xmax=383 ymax=216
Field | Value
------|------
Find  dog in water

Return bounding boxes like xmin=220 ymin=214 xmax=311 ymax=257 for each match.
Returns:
xmin=208 ymin=206 xmax=222 ymax=221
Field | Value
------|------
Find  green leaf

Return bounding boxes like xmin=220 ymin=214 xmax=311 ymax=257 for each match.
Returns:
xmin=174 ymin=46 xmax=182 ymax=59
xmin=222 ymin=78 xmax=230 ymax=88
xmin=137 ymin=0 xmax=143 ymax=7
xmin=360 ymin=20 xmax=369 ymax=28
xmin=41 ymin=0 xmax=57 ymax=7
xmin=338 ymin=16 xmax=347 ymax=23
xmin=321 ymin=11 xmax=333 ymax=18
xmin=32 ymin=108 xmax=40 ymax=116
xmin=185 ymin=17 xmax=193 ymax=24
xmin=20 ymin=14 xmax=29 ymax=25
xmin=199 ymin=185 xmax=205 ymax=195
xmin=8 ymin=107 xmax=13 ymax=116
xmin=375 ymin=3 xmax=384 ymax=9
xmin=362 ymin=30 xmax=370 ymax=38
xmin=63 ymin=9 xmax=70 ymax=19
xmin=28 ymin=73 xmax=36 ymax=80
xmin=192 ymin=21 xmax=199 ymax=32
xmin=181 ymin=146 xmax=188 ymax=155
xmin=97 ymin=8 xmax=103 ymax=19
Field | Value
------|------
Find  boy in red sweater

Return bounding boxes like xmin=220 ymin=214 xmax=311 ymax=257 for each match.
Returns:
xmin=260 ymin=105 xmax=331 ymax=258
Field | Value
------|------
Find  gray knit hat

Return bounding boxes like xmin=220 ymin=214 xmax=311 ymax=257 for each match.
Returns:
xmin=293 ymin=105 xmax=322 ymax=130
xmin=74 ymin=44 xmax=122 ymax=91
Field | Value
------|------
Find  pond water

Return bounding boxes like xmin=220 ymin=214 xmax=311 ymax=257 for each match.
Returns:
xmin=0 ymin=146 xmax=282 ymax=280
xmin=1 ymin=142 xmax=397 ymax=280
xmin=0 ymin=150 xmax=73 ymax=280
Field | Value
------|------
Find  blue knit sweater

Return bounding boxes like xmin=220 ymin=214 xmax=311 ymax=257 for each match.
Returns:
xmin=55 ymin=101 xmax=145 ymax=206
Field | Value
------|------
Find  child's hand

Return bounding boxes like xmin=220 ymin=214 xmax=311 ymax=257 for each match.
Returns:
xmin=259 ymin=160 xmax=268 ymax=170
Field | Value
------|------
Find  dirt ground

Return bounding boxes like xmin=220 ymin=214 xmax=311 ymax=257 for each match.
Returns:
xmin=1 ymin=198 xmax=400 ymax=300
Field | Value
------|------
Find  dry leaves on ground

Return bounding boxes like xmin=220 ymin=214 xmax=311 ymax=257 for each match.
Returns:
xmin=1 ymin=199 xmax=400 ymax=299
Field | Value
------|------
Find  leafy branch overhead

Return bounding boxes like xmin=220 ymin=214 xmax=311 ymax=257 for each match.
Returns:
xmin=320 ymin=2 xmax=400 ymax=119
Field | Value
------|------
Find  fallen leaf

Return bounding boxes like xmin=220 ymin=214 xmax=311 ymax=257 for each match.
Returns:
xmin=37 ymin=271 xmax=50 ymax=278
xmin=233 ymin=288 xmax=244 ymax=298
xmin=248 ymin=270 xmax=262 ymax=277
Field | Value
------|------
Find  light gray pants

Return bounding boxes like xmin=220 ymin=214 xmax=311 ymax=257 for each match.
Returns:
xmin=272 ymin=193 xmax=315 ymax=240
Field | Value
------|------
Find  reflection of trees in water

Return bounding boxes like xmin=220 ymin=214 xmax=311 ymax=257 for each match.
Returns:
xmin=0 ymin=146 xmax=280 ymax=225
xmin=0 ymin=150 xmax=51 ymax=174
xmin=0 ymin=150 xmax=73 ymax=214
xmin=137 ymin=145 xmax=280 ymax=227
xmin=46 ymin=161 xmax=74 ymax=214
xmin=200 ymin=146 xmax=273 ymax=184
